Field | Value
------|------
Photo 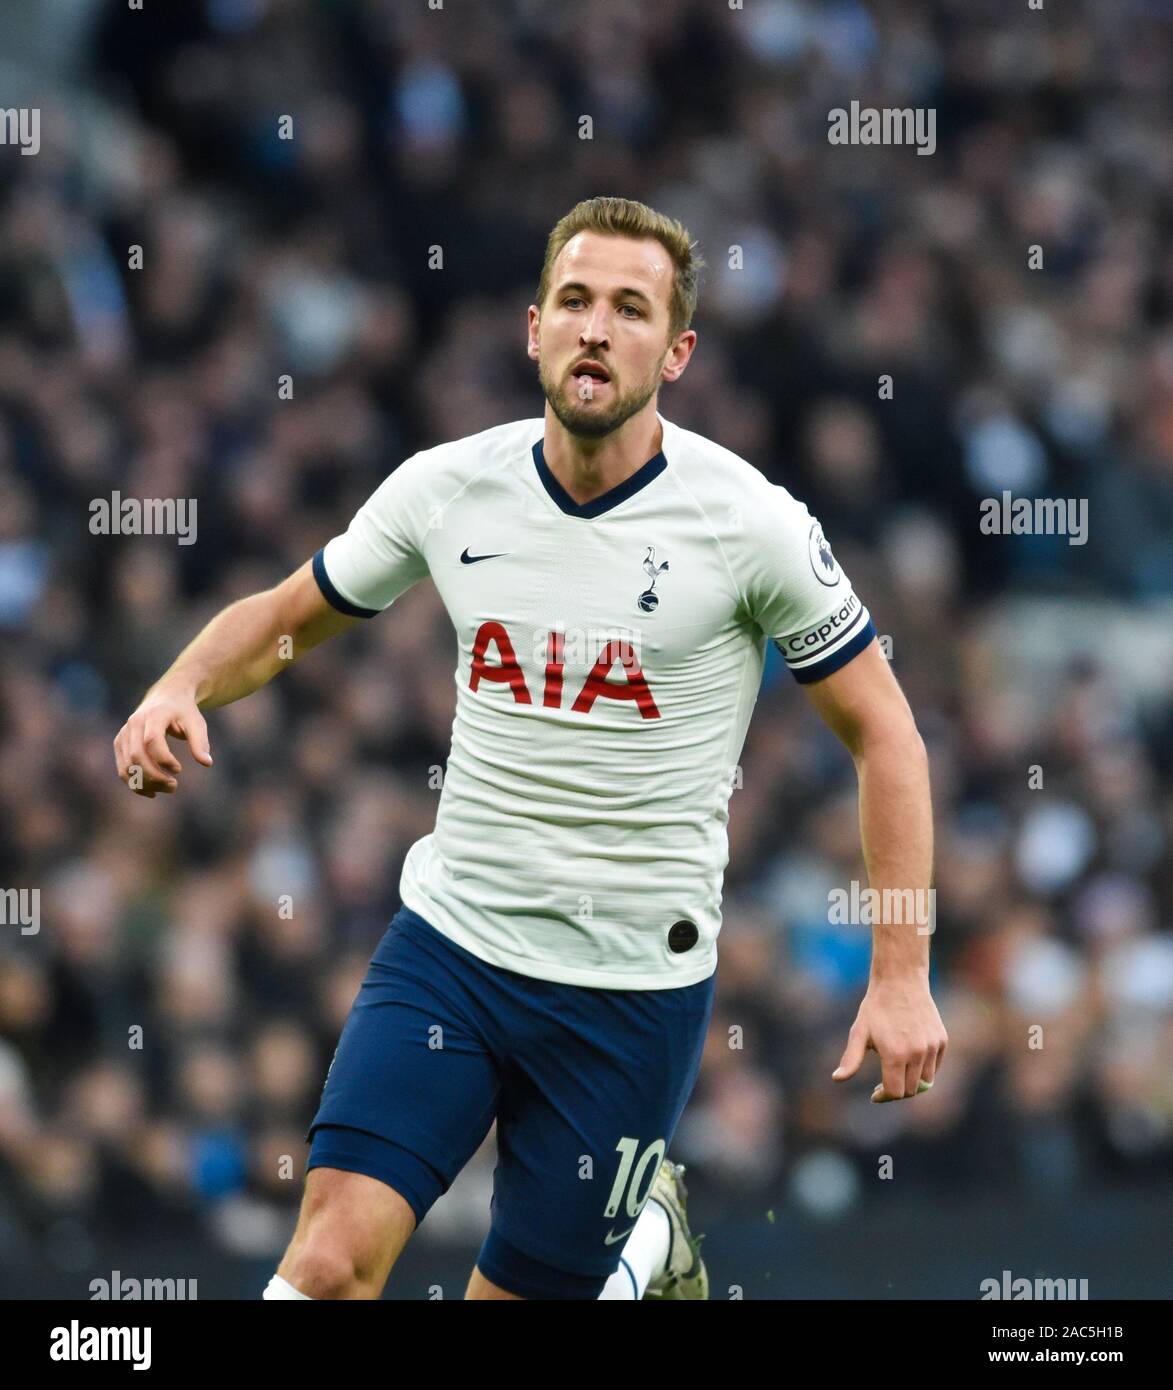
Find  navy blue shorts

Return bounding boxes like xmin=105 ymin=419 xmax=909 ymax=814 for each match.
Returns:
xmin=306 ymin=905 xmax=716 ymax=1299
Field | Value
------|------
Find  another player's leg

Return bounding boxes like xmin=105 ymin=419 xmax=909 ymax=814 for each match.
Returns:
xmin=265 ymin=1166 xmax=416 ymax=1299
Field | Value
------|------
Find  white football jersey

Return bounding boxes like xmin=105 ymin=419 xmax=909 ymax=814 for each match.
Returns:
xmin=314 ymin=411 xmax=875 ymax=989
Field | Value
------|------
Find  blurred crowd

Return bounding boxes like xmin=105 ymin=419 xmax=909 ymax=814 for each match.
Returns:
xmin=0 ymin=0 xmax=1170 ymax=1276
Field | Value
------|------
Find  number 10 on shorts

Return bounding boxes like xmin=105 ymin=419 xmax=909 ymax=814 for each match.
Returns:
xmin=604 ymin=1136 xmax=666 ymax=1218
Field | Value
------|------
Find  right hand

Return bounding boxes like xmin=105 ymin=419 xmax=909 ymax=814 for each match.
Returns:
xmin=113 ymin=688 xmax=213 ymax=798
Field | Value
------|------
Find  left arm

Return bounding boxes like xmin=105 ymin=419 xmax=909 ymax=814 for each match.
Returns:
xmin=802 ymin=639 xmax=948 ymax=1101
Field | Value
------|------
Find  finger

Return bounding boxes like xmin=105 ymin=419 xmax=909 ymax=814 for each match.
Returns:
xmin=142 ymin=723 xmax=182 ymax=776
xmin=132 ymin=725 xmax=181 ymax=789
xmin=832 ymin=1024 xmax=869 ymax=1081
xmin=924 ymin=1041 xmax=946 ymax=1085
xmin=905 ymin=1058 xmax=922 ymax=1099
xmin=172 ymin=712 xmax=213 ymax=766
xmin=126 ymin=748 xmax=177 ymax=793
xmin=871 ymin=1078 xmax=932 ymax=1103
xmin=116 ymin=737 xmax=157 ymax=797
xmin=113 ymin=731 xmax=140 ymax=784
xmin=880 ymin=1056 xmax=906 ymax=1101
xmin=131 ymin=767 xmax=173 ymax=795
xmin=132 ymin=756 xmax=177 ymax=791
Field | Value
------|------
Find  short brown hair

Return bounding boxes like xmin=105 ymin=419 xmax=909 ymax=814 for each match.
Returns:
xmin=536 ymin=196 xmax=704 ymax=343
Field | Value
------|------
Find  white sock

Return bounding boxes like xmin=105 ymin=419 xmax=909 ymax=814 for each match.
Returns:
xmin=597 ymin=1198 xmax=671 ymax=1300
xmin=263 ymin=1273 xmax=313 ymax=1300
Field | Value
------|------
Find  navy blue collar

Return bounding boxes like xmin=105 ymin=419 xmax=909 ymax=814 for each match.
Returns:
xmin=532 ymin=439 xmax=668 ymax=519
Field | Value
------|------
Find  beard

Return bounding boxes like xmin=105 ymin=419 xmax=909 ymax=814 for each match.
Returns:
xmin=538 ymin=357 xmax=661 ymax=440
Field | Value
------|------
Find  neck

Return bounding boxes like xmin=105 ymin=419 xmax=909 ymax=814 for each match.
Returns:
xmin=542 ymin=406 xmax=664 ymax=506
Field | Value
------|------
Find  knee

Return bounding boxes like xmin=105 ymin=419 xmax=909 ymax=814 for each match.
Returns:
xmin=281 ymin=1227 xmax=381 ymax=1300
xmin=280 ymin=1167 xmax=415 ymax=1299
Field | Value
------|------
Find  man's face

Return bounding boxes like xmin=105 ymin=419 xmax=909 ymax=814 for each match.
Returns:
xmin=527 ymin=232 xmax=693 ymax=440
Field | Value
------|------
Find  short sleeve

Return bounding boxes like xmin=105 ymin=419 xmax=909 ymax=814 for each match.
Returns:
xmin=741 ymin=484 xmax=876 ymax=684
xmin=313 ymin=455 xmax=431 ymax=617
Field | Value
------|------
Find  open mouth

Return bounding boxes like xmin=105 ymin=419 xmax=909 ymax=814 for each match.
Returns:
xmin=571 ymin=360 xmax=612 ymax=388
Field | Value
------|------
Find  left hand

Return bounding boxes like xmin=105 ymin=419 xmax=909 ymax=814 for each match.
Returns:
xmin=831 ymin=977 xmax=948 ymax=1102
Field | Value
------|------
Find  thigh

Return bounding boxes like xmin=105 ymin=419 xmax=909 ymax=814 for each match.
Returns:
xmin=306 ymin=909 xmax=502 ymax=1225
xmin=481 ymin=970 xmax=716 ymax=1294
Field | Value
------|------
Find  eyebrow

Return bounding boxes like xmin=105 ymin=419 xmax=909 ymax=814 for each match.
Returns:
xmin=556 ymin=281 xmax=655 ymax=307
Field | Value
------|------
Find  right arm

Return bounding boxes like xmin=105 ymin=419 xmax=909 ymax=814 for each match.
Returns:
xmin=117 ymin=446 xmax=433 ymax=798
xmin=113 ymin=559 xmax=360 ymax=797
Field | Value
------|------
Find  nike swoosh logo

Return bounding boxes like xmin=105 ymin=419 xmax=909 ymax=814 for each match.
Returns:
xmin=603 ymin=1225 xmax=636 ymax=1245
xmin=460 ymin=548 xmax=509 ymax=564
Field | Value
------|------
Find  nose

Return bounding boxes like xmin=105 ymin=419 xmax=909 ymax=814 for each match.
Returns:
xmin=579 ymin=305 xmax=611 ymax=350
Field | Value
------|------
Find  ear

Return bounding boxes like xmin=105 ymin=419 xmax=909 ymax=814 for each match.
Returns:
xmin=661 ymin=329 xmax=697 ymax=383
xmin=526 ymin=305 xmax=541 ymax=362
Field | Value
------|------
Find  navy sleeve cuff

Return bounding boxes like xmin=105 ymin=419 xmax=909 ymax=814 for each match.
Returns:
xmin=787 ymin=619 xmax=877 ymax=685
xmin=312 ymin=548 xmax=379 ymax=618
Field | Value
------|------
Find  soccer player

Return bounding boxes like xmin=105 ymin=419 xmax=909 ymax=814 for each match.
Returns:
xmin=114 ymin=196 xmax=946 ymax=1300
